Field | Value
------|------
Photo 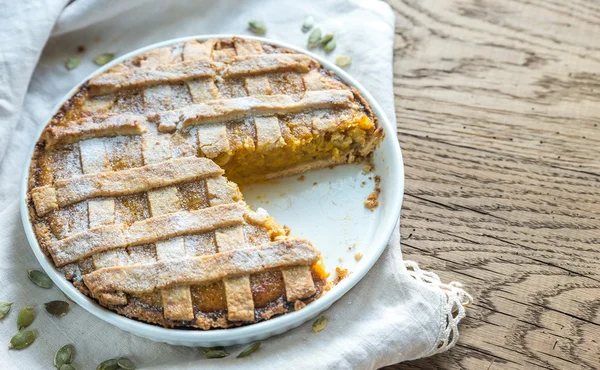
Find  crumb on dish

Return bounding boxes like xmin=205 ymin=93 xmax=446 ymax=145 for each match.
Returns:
xmin=364 ymin=175 xmax=382 ymax=210
xmin=335 ymin=267 xmax=349 ymax=282
xmin=364 ymin=191 xmax=379 ymax=210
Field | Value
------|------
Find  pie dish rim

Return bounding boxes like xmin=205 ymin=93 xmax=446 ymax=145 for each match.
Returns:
xmin=19 ymin=34 xmax=404 ymax=347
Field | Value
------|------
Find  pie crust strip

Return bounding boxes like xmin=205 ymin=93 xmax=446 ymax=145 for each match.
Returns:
xmin=79 ymin=138 xmax=127 ymax=305
xmin=222 ymin=54 xmax=312 ymax=78
xmin=88 ymin=53 xmax=312 ymax=96
xmin=79 ymin=139 xmax=119 ymax=269
xmin=141 ymin=128 xmax=194 ymax=320
xmin=183 ymin=43 xmax=228 ymax=160
xmin=88 ymin=59 xmax=218 ymax=95
xmin=206 ymin=176 xmax=255 ymax=321
xmin=152 ymin=89 xmax=355 ymax=132
xmin=234 ymin=39 xmax=283 ymax=152
xmin=82 ymin=239 xmax=320 ymax=295
xmin=44 ymin=114 xmax=147 ymax=149
xmin=31 ymin=156 xmax=223 ymax=216
xmin=185 ymin=42 xmax=252 ymax=322
xmin=48 ymin=202 xmax=246 ymax=266
xmin=186 ymin=50 xmax=248 ymax=334
xmin=234 ymin=39 xmax=316 ymax=302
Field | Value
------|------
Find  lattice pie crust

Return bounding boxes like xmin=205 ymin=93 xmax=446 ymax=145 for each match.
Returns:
xmin=27 ymin=37 xmax=382 ymax=329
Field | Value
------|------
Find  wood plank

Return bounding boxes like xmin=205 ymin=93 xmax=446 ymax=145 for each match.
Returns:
xmin=382 ymin=0 xmax=600 ymax=368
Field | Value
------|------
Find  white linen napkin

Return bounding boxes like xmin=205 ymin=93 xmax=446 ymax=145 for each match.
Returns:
xmin=0 ymin=0 xmax=472 ymax=368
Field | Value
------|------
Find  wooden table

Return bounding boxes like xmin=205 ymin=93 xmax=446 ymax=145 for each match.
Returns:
xmin=383 ymin=1 xmax=600 ymax=369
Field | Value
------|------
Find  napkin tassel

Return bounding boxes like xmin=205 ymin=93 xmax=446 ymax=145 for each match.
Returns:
xmin=404 ymin=260 xmax=474 ymax=356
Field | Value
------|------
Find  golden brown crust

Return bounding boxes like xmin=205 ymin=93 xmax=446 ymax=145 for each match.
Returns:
xmin=49 ymin=202 xmax=247 ymax=267
xmin=43 ymin=114 xmax=147 ymax=149
xmin=31 ymin=157 xmax=222 ymax=216
xmin=83 ymin=239 xmax=320 ymax=295
xmin=26 ymin=37 xmax=382 ymax=330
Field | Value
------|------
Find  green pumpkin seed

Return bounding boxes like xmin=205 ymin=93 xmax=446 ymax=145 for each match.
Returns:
xmin=308 ymin=28 xmax=322 ymax=48
xmin=28 ymin=270 xmax=53 ymax=289
xmin=324 ymin=39 xmax=336 ymax=53
xmin=312 ymin=315 xmax=327 ymax=333
xmin=205 ymin=349 xmax=229 ymax=358
xmin=248 ymin=20 xmax=267 ymax=35
xmin=59 ymin=365 xmax=76 ymax=370
xmin=0 ymin=301 xmax=12 ymax=319
xmin=65 ymin=57 xmax=80 ymax=70
xmin=302 ymin=16 xmax=314 ymax=33
xmin=320 ymin=33 xmax=334 ymax=45
xmin=54 ymin=344 xmax=73 ymax=368
xmin=117 ymin=357 xmax=136 ymax=370
xmin=96 ymin=358 xmax=119 ymax=370
xmin=335 ymin=56 xmax=352 ymax=68
xmin=94 ymin=53 xmax=115 ymax=66
xmin=201 ymin=346 xmax=229 ymax=358
xmin=9 ymin=330 xmax=35 ymax=349
xmin=45 ymin=301 xmax=70 ymax=317
xmin=237 ymin=342 xmax=261 ymax=358
xmin=17 ymin=306 xmax=35 ymax=330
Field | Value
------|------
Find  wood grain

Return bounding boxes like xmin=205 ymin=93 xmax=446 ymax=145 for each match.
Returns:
xmin=382 ymin=0 xmax=600 ymax=369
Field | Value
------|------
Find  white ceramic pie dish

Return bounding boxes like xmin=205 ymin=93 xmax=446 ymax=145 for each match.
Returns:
xmin=20 ymin=34 xmax=404 ymax=347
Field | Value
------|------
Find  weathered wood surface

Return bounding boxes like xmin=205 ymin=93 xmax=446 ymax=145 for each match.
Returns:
xmin=383 ymin=0 xmax=600 ymax=369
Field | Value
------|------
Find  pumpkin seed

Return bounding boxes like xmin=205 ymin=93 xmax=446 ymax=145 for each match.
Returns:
xmin=308 ymin=28 xmax=322 ymax=48
xmin=0 ymin=301 xmax=12 ymax=319
xmin=65 ymin=57 xmax=80 ymax=70
xmin=59 ymin=365 xmax=76 ymax=370
xmin=94 ymin=53 xmax=115 ymax=66
xmin=96 ymin=358 xmax=119 ymax=370
xmin=9 ymin=330 xmax=35 ymax=349
xmin=324 ymin=39 xmax=336 ymax=53
xmin=248 ymin=20 xmax=267 ymax=35
xmin=302 ymin=16 xmax=315 ymax=33
xmin=320 ymin=33 xmax=334 ymax=45
xmin=335 ymin=55 xmax=352 ymax=68
xmin=117 ymin=357 xmax=136 ymax=370
xmin=45 ymin=301 xmax=70 ymax=317
xmin=205 ymin=349 xmax=229 ymax=358
xmin=28 ymin=270 xmax=53 ymax=289
xmin=17 ymin=306 xmax=35 ymax=330
xmin=237 ymin=342 xmax=261 ymax=358
xmin=201 ymin=346 xmax=229 ymax=358
xmin=312 ymin=315 xmax=327 ymax=333
xmin=54 ymin=344 xmax=73 ymax=368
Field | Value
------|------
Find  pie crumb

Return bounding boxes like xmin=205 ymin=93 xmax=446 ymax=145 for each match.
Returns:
xmin=335 ymin=267 xmax=349 ymax=283
xmin=364 ymin=191 xmax=379 ymax=210
xmin=338 ymin=257 xmax=343 ymax=262
xmin=313 ymin=182 xmax=318 ymax=186
xmin=325 ymin=266 xmax=350 ymax=289
xmin=297 ymin=175 xmax=305 ymax=181
xmin=354 ymin=252 xmax=363 ymax=261
xmin=364 ymin=175 xmax=382 ymax=210
xmin=283 ymin=225 xmax=291 ymax=236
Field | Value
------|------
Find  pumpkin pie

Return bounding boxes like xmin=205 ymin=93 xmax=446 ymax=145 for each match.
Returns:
xmin=26 ymin=37 xmax=383 ymax=329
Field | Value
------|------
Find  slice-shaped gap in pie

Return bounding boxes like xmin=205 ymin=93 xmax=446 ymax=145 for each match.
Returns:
xmin=26 ymin=37 xmax=382 ymax=329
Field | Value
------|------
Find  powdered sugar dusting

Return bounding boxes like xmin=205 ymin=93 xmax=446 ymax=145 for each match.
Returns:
xmin=84 ymin=240 xmax=318 ymax=294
